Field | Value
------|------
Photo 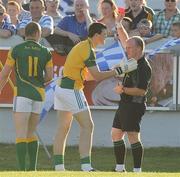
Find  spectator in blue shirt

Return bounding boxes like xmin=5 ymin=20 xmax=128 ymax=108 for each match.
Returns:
xmin=55 ymin=0 xmax=92 ymax=43
xmin=45 ymin=0 xmax=92 ymax=55
xmin=0 ymin=4 xmax=16 ymax=38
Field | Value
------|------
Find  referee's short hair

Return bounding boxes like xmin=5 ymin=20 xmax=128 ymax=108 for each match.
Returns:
xmin=25 ymin=21 xmax=41 ymax=37
xmin=129 ymin=36 xmax=145 ymax=52
xmin=88 ymin=22 xmax=107 ymax=38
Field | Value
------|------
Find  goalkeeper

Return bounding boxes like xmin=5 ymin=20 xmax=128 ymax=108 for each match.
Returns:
xmin=111 ymin=16 xmax=152 ymax=172
xmin=53 ymin=22 xmax=136 ymax=171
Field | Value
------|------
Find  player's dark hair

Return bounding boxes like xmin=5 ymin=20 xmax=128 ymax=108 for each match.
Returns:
xmin=88 ymin=22 xmax=107 ymax=38
xmin=25 ymin=21 xmax=41 ymax=37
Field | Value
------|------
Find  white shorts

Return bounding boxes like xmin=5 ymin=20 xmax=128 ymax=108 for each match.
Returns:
xmin=13 ymin=96 xmax=44 ymax=114
xmin=54 ymin=86 xmax=89 ymax=114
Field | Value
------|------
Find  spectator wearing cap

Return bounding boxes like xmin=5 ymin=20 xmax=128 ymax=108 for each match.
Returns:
xmin=17 ymin=0 xmax=53 ymax=38
xmin=0 ymin=4 xmax=16 ymax=38
xmin=45 ymin=0 xmax=63 ymax=27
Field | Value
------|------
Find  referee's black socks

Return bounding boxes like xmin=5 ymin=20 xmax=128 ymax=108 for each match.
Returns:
xmin=131 ymin=141 xmax=144 ymax=172
xmin=113 ymin=139 xmax=126 ymax=171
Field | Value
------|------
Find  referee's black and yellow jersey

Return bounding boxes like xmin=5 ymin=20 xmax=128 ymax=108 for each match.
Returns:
xmin=63 ymin=38 xmax=96 ymax=90
xmin=5 ymin=40 xmax=53 ymax=101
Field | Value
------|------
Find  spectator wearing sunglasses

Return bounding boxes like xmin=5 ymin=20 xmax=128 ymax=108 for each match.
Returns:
xmin=154 ymin=0 xmax=180 ymax=36
xmin=0 ymin=4 xmax=16 ymax=38
xmin=146 ymin=0 xmax=180 ymax=44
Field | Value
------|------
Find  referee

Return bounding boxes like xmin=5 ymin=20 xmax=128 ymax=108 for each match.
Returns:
xmin=111 ymin=36 xmax=152 ymax=172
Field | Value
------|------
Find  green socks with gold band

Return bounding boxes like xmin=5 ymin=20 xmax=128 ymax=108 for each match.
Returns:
xmin=54 ymin=155 xmax=65 ymax=171
xmin=27 ymin=137 xmax=39 ymax=171
xmin=81 ymin=156 xmax=94 ymax=171
xmin=16 ymin=138 xmax=27 ymax=171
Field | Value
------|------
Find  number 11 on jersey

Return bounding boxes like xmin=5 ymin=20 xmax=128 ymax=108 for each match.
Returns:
xmin=28 ymin=56 xmax=38 ymax=77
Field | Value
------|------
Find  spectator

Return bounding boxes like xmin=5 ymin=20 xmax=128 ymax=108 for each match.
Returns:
xmin=146 ymin=0 xmax=180 ymax=44
xmin=8 ymin=0 xmax=31 ymax=21
xmin=171 ymin=21 xmax=180 ymax=38
xmin=154 ymin=0 xmax=180 ymax=36
xmin=98 ymin=0 xmax=118 ymax=37
xmin=7 ymin=1 xmax=20 ymax=26
xmin=17 ymin=0 xmax=53 ymax=38
xmin=54 ymin=0 xmax=92 ymax=43
xmin=45 ymin=0 xmax=63 ymax=27
xmin=136 ymin=18 xmax=153 ymax=37
xmin=122 ymin=16 xmax=132 ymax=33
xmin=0 ymin=4 xmax=16 ymax=38
xmin=141 ymin=0 xmax=155 ymax=16
xmin=125 ymin=0 xmax=153 ymax=31
xmin=125 ymin=0 xmax=154 ymax=17
xmin=46 ymin=0 xmax=92 ymax=55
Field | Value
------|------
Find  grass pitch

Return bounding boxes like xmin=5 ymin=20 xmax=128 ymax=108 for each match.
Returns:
xmin=0 ymin=143 xmax=180 ymax=176
xmin=0 ymin=172 xmax=180 ymax=177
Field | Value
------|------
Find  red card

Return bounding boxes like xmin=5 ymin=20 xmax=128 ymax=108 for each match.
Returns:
xmin=118 ymin=7 xmax=125 ymax=15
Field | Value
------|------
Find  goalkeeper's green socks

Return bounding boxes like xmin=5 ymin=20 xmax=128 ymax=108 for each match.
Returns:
xmin=27 ymin=137 xmax=39 ymax=171
xmin=16 ymin=138 xmax=27 ymax=171
xmin=54 ymin=154 xmax=65 ymax=171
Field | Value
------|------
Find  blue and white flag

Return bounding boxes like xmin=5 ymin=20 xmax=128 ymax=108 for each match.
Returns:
xmin=148 ymin=38 xmax=180 ymax=58
xmin=40 ymin=41 xmax=127 ymax=122
xmin=96 ymin=41 xmax=127 ymax=71
xmin=39 ymin=78 xmax=60 ymax=123
xmin=59 ymin=0 xmax=74 ymax=16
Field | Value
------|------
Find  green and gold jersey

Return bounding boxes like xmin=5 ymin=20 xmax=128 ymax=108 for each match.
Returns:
xmin=63 ymin=38 xmax=96 ymax=90
xmin=5 ymin=40 xmax=53 ymax=101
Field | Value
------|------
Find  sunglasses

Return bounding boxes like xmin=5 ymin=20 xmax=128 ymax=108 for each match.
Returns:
xmin=165 ymin=0 xmax=176 ymax=2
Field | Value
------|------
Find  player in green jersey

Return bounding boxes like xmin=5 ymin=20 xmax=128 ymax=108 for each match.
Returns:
xmin=0 ymin=21 xmax=53 ymax=171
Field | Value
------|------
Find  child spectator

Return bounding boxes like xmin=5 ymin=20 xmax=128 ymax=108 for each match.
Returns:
xmin=7 ymin=1 xmax=20 ymax=27
xmin=171 ymin=21 xmax=180 ymax=38
xmin=137 ymin=18 xmax=153 ymax=37
xmin=8 ymin=0 xmax=31 ymax=21
xmin=0 ymin=4 xmax=16 ymax=37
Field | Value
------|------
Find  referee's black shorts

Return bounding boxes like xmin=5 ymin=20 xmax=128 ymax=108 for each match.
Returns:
xmin=112 ymin=101 xmax=146 ymax=132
